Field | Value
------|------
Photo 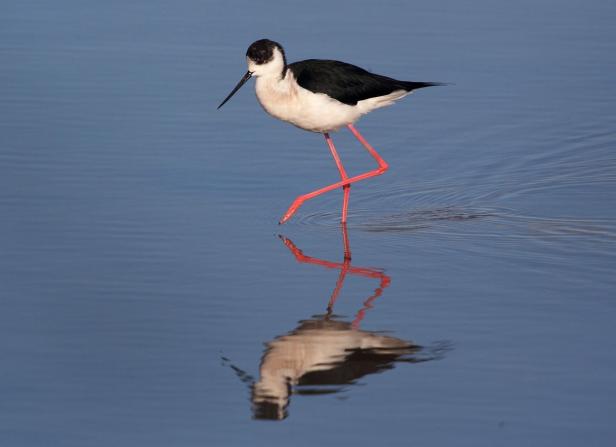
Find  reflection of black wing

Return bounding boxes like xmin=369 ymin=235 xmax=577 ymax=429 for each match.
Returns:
xmin=288 ymin=59 xmax=439 ymax=105
xmin=297 ymin=346 xmax=420 ymax=390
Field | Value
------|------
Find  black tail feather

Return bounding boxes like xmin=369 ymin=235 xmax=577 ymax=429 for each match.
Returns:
xmin=399 ymin=81 xmax=447 ymax=92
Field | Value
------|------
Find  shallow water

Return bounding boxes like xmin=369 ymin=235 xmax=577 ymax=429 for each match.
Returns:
xmin=2 ymin=0 xmax=616 ymax=445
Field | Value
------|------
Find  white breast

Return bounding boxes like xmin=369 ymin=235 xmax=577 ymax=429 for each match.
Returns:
xmin=254 ymin=72 xmax=364 ymax=133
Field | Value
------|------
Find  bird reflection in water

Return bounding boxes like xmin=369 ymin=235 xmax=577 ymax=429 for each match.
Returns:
xmin=224 ymin=225 xmax=445 ymax=420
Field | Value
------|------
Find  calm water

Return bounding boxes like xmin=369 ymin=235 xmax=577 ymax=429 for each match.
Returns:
xmin=2 ymin=0 xmax=616 ymax=445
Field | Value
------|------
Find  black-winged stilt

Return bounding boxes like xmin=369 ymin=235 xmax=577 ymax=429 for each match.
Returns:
xmin=217 ymin=39 xmax=441 ymax=224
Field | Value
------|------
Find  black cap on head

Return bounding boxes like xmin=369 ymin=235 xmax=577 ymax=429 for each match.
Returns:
xmin=246 ymin=39 xmax=286 ymax=65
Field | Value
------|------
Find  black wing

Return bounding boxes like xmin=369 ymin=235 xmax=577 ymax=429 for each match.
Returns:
xmin=288 ymin=59 xmax=439 ymax=106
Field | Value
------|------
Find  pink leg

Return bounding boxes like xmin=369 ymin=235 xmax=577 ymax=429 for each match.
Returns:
xmin=324 ymin=133 xmax=350 ymax=223
xmin=279 ymin=124 xmax=389 ymax=224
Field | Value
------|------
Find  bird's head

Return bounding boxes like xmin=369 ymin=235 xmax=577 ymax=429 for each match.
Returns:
xmin=246 ymin=39 xmax=287 ymax=78
xmin=217 ymin=39 xmax=286 ymax=109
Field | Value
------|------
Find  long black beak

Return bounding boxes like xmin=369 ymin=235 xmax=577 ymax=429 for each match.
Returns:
xmin=217 ymin=71 xmax=253 ymax=109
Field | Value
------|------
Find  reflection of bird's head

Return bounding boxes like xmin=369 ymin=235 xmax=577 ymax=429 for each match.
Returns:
xmin=251 ymin=379 xmax=291 ymax=420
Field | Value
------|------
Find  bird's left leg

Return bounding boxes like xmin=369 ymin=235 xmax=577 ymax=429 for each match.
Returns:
xmin=278 ymin=133 xmax=351 ymax=224
xmin=324 ymin=133 xmax=350 ymax=223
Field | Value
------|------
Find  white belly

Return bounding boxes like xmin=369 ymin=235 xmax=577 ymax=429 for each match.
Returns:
xmin=254 ymin=75 xmax=363 ymax=132
xmin=254 ymin=74 xmax=410 ymax=133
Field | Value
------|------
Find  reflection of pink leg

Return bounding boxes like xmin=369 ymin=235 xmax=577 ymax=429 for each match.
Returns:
xmin=351 ymin=275 xmax=391 ymax=330
xmin=341 ymin=222 xmax=351 ymax=260
xmin=279 ymin=224 xmax=390 ymax=327
xmin=279 ymin=125 xmax=388 ymax=224
xmin=327 ymin=263 xmax=349 ymax=315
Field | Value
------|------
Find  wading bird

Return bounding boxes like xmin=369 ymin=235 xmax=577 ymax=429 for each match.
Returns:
xmin=218 ymin=39 xmax=441 ymax=224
